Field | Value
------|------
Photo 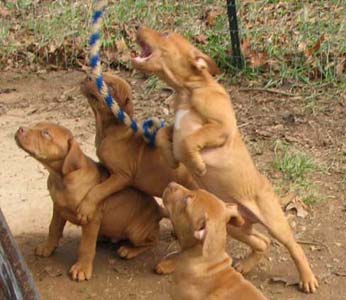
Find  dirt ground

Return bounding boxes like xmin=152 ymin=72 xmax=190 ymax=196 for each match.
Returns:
xmin=0 ymin=69 xmax=345 ymax=300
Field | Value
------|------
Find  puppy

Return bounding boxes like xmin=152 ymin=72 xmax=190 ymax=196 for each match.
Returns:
xmin=131 ymin=26 xmax=318 ymax=293
xmin=77 ymin=73 xmax=197 ymax=225
xmin=15 ymin=122 xmax=162 ymax=281
xmin=162 ymin=182 xmax=268 ymax=300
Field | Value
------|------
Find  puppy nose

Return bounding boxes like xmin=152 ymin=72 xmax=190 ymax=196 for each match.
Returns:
xmin=135 ymin=24 xmax=140 ymax=31
xmin=17 ymin=126 xmax=27 ymax=135
xmin=168 ymin=182 xmax=179 ymax=191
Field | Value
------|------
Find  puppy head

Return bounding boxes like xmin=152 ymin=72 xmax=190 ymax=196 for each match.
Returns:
xmin=131 ymin=26 xmax=220 ymax=89
xmin=15 ymin=122 xmax=84 ymax=175
xmin=162 ymin=182 xmax=244 ymax=256
xmin=80 ymin=73 xmax=134 ymax=118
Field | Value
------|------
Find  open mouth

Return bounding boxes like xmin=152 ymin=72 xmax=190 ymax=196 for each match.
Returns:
xmin=132 ymin=39 xmax=153 ymax=63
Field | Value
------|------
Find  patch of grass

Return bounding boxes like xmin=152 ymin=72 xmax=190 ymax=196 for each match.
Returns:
xmin=273 ymin=144 xmax=316 ymax=181
xmin=273 ymin=140 xmax=320 ymax=205
xmin=1 ymin=0 xmax=345 ymax=87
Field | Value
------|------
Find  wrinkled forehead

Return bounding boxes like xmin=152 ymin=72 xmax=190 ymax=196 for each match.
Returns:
xmin=32 ymin=122 xmax=72 ymax=137
xmin=187 ymin=191 xmax=224 ymax=221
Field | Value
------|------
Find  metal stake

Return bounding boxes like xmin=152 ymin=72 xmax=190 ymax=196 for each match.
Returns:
xmin=0 ymin=208 xmax=39 ymax=300
xmin=227 ymin=0 xmax=244 ymax=68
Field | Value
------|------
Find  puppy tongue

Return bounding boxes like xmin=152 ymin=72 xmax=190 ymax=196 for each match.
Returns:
xmin=194 ymin=229 xmax=206 ymax=240
xmin=139 ymin=41 xmax=152 ymax=58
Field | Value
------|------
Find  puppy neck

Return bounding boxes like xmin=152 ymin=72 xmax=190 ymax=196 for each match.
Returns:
xmin=94 ymin=110 xmax=134 ymax=148
xmin=178 ymin=246 xmax=232 ymax=277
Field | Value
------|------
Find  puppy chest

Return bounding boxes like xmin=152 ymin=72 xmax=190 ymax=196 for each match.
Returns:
xmin=173 ymin=109 xmax=203 ymax=159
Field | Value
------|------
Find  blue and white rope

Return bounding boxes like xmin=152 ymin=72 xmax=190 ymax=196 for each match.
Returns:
xmin=89 ymin=0 xmax=164 ymax=146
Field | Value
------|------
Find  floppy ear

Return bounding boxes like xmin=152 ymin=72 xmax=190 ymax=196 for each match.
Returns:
xmin=191 ymin=50 xmax=221 ymax=76
xmin=62 ymin=138 xmax=84 ymax=175
xmin=107 ymin=75 xmax=134 ymax=117
xmin=225 ymin=203 xmax=245 ymax=227
xmin=194 ymin=212 xmax=226 ymax=257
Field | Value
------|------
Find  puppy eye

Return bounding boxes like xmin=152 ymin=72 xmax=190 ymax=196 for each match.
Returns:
xmin=42 ymin=130 xmax=51 ymax=139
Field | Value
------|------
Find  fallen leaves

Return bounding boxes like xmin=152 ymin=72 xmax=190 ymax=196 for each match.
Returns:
xmin=194 ymin=34 xmax=208 ymax=45
xmin=240 ymin=40 xmax=269 ymax=69
xmin=270 ymin=275 xmax=299 ymax=287
xmin=204 ymin=8 xmax=222 ymax=27
xmin=283 ymin=194 xmax=309 ymax=218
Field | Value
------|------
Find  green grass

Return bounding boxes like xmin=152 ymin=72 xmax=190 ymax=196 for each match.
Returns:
xmin=1 ymin=0 xmax=345 ymax=86
xmin=273 ymin=140 xmax=320 ymax=205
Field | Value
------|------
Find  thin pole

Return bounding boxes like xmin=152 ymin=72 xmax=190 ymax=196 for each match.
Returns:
xmin=0 ymin=208 xmax=40 ymax=300
xmin=227 ymin=0 xmax=243 ymax=68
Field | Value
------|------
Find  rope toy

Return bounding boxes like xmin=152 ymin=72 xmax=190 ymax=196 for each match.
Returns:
xmin=89 ymin=0 xmax=164 ymax=146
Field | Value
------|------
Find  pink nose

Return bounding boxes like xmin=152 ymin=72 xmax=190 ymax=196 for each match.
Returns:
xmin=168 ymin=182 xmax=180 ymax=190
xmin=17 ymin=127 xmax=27 ymax=135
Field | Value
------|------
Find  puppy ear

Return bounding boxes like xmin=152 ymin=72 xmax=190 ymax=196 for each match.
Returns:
xmin=62 ymin=138 xmax=84 ymax=175
xmin=225 ymin=203 xmax=245 ymax=227
xmin=191 ymin=50 xmax=221 ymax=76
xmin=197 ymin=213 xmax=226 ymax=257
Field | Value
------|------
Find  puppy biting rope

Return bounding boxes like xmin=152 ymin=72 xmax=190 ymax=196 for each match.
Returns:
xmin=89 ymin=0 xmax=164 ymax=146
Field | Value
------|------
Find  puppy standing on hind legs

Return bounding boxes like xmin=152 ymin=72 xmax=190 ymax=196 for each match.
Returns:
xmin=131 ymin=26 xmax=318 ymax=293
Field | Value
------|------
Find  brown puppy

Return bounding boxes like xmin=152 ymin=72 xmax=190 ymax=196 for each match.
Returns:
xmin=77 ymin=74 xmax=197 ymax=227
xmin=15 ymin=122 xmax=162 ymax=281
xmin=162 ymin=182 xmax=268 ymax=300
xmin=131 ymin=27 xmax=318 ymax=293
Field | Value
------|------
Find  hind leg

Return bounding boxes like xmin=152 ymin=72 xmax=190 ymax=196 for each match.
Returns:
xmin=118 ymin=224 xmax=159 ymax=260
xmin=228 ymin=224 xmax=270 ymax=273
xmin=257 ymin=190 xmax=318 ymax=293
xmin=117 ymin=244 xmax=153 ymax=259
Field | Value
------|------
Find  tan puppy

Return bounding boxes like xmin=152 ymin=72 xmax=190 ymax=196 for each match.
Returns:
xmin=131 ymin=27 xmax=318 ymax=293
xmin=77 ymin=74 xmax=197 ymax=229
xmin=162 ymin=182 xmax=267 ymax=300
xmin=15 ymin=122 xmax=162 ymax=281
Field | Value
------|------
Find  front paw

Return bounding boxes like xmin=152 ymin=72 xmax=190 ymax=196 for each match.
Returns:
xmin=299 ymin=273 xmax=319 ymax=293
xmin=35 ymin=243 xmax=56 ymax=257
xmin=69 ymin=261 xmax=93 ymax=281
xmin=77 ymin=201 xmax=96 ymax=224
xmin=155 ymin=259 xmax=176 ymax=275
xmin=193 ymin=161 xmax=206 ymax=176
xmin=186 ymin=159 xmax=206 ymax=177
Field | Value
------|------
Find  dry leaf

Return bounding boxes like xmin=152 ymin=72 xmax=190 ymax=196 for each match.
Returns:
xmin=205 ymin=9 xmax=221 ymax=27
xmin=115 ymin=38 xmax=128 ymax=52
xmin=0 ymin=7 xmax=10 ymax=18
xmin=285 ymin=195 xmax=309 ymax=218
xmin=270 ymin=275 xmax=299 ymax=286
xmin=304 ymin=34 xmax=326 ymax=57
xmin=240 ymin=40 xmax=268 ymax=68
xmin=194 ymin=34 xmax=208 ymax=45
xmin=44 ymin=266 xmax=63 ymax=277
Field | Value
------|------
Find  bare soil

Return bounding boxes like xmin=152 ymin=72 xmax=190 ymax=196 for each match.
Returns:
xmin=0 ymin=70 xmax=345 ymax=300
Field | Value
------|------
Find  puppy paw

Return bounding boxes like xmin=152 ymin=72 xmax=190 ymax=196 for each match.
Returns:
xmin=299 ymin=273 xmax=319 ymax=293
xmin=69 ymin=261 xmax=93 ymax=281
xmin=155 ymin=259 xmax=176 ymax=275
xmin=194 ymin=163 xmax=207 ymax=177
xmin=117 ymin=246 xmax=145 ymax=259
xmin=77 ymin=201 xmax=96 ymax=224
xmin=35 ymin=243 xmax=56 ymax=257
xmin=234 ymin=252 xmax=264 ymax=274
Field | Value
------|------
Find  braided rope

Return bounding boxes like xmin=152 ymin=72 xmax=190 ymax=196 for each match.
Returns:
xmin=89 ymin=0 xmax=164 ymax=146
